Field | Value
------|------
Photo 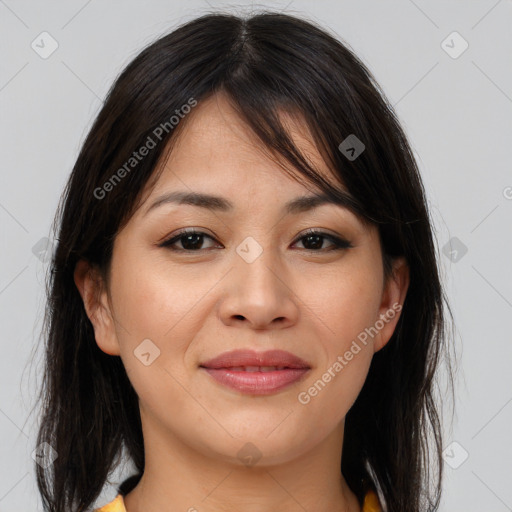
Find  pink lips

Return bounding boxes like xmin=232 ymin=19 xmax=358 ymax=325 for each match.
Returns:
xmin=200 ymin=349 xmax=311 ymax=395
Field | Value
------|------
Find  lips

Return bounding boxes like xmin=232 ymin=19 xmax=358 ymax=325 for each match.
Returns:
xmin=199 ymin=349 xmax=311 ymax=395
xmin=200 ymin=349 xmax=310 ymax=370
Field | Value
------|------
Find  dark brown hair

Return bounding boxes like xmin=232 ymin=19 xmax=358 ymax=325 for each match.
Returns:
xmin=33 ymin=10 xmax=454 ymax=512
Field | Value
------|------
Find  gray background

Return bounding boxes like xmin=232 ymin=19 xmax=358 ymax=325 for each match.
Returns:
xmin=1 ymin=0 xmax=511 ymax=510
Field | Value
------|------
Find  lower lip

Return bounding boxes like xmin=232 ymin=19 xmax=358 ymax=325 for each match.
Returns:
xmin=201 ymin=367 xmax=310 ymax=395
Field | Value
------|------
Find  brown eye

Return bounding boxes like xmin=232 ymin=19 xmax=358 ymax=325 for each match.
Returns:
xmin=292 ymin=230 xmax=353 ymax=251
xmin=159 ymin=229 xmax=220 ymax=251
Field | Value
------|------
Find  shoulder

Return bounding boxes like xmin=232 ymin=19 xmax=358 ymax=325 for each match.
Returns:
xmin=94 ymin=494 xmax=126 ymax=512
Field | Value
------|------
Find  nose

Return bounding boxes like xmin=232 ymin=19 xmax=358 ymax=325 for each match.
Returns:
xmin=218 ymin=245 xmax=300 ymax=331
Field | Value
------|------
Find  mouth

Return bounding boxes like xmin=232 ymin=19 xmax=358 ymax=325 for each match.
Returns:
xmin=199 ymin=349 xmax=311 ymax=395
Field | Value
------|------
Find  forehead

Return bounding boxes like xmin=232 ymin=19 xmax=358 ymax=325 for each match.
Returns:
xmin=139 ymin=91 xmax=341 ymax=206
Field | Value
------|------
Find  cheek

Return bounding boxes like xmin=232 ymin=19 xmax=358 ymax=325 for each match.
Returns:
xmin=109 ymin=260 xmax=202 ymax=420
xmin=295 ymin=260 xmax=382 ymax=417
xmin=302 ymin=257 xmax=383 ymax=345
xmin=110 ymin=245 xmax=205 ymax=339
xmin=297 ymin=296 xmax=377 ymax=431
xmin=108 ymin=247 xmax=222 ymax=385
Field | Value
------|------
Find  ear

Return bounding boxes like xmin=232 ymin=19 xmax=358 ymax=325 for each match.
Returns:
xmin=74 ymin=259 xmax=120 ymax=356
xmin=373 ymin=257 xmax=409 ymax=353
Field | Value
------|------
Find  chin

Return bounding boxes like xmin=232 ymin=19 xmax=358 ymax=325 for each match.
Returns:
xmin=196 ymin=427 xmax=316 ymax=468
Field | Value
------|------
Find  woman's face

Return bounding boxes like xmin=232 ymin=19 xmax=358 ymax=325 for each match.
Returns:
xmin=76 ymin=92 xmax=408 ymax=467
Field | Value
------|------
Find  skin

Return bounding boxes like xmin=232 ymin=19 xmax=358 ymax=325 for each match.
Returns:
xmin=75 ymin=91 xmax=409 ymax=512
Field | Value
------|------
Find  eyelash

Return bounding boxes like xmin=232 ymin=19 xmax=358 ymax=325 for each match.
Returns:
xmin=158 ymin=228 xmax=353 ymax=253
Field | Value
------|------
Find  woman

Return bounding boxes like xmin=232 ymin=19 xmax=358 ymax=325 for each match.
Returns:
xmin=34 ymin=11 xmax=452 ymax=512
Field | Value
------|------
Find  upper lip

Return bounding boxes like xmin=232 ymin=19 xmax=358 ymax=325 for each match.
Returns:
xmin=200 ymin=349 xmax=310 ymax=369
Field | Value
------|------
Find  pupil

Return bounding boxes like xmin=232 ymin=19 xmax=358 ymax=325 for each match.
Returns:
xmin=305 ymin=235 xmax=322 ymax=249
xmin=182 ymin=234 xmax=202 ymax=250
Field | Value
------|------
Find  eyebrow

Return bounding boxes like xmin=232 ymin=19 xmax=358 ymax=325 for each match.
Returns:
xmin=143 ymin=190 xmax=358 ymax=217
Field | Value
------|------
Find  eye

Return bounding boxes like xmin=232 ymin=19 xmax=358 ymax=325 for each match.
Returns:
xmin=292 ymin=229 xmax=353 ymax=251
xmin=159 ymin=228 xmax=220 ymax=252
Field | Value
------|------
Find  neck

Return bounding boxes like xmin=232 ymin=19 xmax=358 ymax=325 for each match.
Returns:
xmin=123 ymin=412 xmax=360 ymax=512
